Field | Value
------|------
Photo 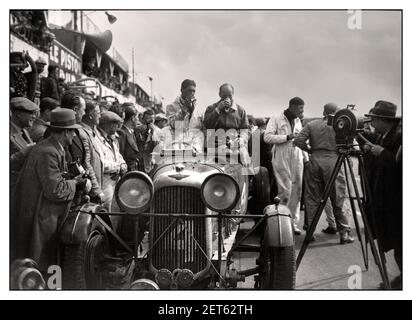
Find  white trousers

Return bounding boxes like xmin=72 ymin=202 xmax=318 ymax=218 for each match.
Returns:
xmin=272 ymin=144 xmax=303 ymax=227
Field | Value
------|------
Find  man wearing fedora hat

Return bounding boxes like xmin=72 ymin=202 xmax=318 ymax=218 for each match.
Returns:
xmin=11 ymin=109 xmax=89 ymax=271
xmin=364 ymin=100 xmax=402 ymax=289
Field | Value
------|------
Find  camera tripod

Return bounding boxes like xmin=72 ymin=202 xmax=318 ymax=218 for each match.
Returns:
xmin=296 ymin=145 xmax=391 ymax=289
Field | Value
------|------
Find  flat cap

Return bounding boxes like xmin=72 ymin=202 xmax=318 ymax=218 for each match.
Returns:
xmin=155 ymin=113 xmax=168 ymax=121
xmin=10 ymin=97 xmax=39 ymax=112
xmin=100 ymin=111 xmax=124 ymax=124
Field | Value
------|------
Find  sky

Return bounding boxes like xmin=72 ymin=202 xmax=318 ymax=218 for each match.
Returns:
xmin=92 ymin=10 xmax=401 ymax=118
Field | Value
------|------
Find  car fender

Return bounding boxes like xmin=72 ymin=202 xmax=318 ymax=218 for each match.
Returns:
xmin=59 ymin=202 xmax=108 ymax=245
xmin=263 ymin=204 xmax=294 ymax=248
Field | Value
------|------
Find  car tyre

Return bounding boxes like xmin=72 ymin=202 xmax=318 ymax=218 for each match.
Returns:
xmin=62 ymin=230 xmax=108 ymax=289
xmin=250 ymin=166 xmax=271 ymax=215
xmin=260 ymin=245 xmax=296 ymax=289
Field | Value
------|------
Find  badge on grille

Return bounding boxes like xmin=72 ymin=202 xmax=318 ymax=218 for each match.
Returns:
xmin=168 ymin=173 xmax=190 ymax=180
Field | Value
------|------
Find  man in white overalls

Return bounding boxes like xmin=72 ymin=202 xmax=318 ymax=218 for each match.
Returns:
xmin=264 ymin=97 xmax=306 ymax=235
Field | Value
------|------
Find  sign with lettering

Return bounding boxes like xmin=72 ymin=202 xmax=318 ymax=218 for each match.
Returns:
xmin=49 ymin=40 xmax=82 ymax=83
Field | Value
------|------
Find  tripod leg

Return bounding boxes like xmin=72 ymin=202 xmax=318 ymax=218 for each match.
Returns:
xmin=343 ymin=157 xmax=368 ymax=270
xmin=358 ymin=155 xmax=369 ymax=264
xmin=346 ymin=158 xmax=391 ymax=289
xmin=296 ymin=154 xmax=345 ymax=270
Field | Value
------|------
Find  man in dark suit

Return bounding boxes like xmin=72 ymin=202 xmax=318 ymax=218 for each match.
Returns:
xmin=118 ymin=104 xmax=140 ymax=171
xmin=364 ymin=101 xmax=402 ymax=289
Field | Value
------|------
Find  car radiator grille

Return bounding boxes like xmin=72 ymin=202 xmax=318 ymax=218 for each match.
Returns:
xmin=149 ymin=186 xmax=208 ymax=274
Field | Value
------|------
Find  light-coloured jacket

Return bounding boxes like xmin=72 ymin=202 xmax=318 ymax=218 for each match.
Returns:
xmin=264 ymin=112 xmax=308 ymax=161
xmin=80 ymin=122 xmax=104 ymax=196
xmin=95 ymin=127 xmax=126 ymax=208
xmin=166 ymin=96 xmax=202 ymax=132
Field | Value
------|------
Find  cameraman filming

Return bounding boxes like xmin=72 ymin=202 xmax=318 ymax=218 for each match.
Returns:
xmin=294 ymin=103 xmax=354 ymax=244
xmin=363 ymin=101 xmax=402 ymax=289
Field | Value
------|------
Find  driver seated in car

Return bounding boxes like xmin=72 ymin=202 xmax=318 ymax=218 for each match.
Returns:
xmin=203 ymin=83 xmax=250 ymax=166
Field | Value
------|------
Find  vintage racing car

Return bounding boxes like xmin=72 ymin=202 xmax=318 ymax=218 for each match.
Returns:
xmin=58 ymin=141 xmax=296 ymax=290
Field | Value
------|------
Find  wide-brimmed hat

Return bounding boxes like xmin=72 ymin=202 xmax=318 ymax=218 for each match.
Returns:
xmin=47 ymin=109 xmax=81 ymax=129
xmin=365 ymin=101 xmax=401 ymax=120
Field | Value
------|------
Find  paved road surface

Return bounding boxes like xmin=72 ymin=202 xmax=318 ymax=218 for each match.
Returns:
xmin=232 ymin=210 xmax=399 ymax=290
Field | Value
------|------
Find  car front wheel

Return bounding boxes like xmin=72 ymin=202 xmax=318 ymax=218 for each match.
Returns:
xmin=62 ymin=230 xmax=108 ymax=289
xmin=259 ymin=245 xmax=296 ymax=289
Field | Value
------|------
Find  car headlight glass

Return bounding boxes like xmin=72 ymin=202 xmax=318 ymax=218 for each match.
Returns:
xmin=115 ymin=171 xmax=153 ymax=213
xmin=201 ymin=173 xmax=240 ymax=211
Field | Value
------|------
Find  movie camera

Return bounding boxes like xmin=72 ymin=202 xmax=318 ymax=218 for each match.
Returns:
xmin=327 ymin=105 xmax=371 ymax=146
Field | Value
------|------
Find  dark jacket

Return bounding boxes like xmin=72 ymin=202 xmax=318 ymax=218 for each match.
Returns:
xmin=203 ymin=102 xmax=249 ymax=148
xmin=135 ymin=124 xmax=158 ymax=172
xmin=11 ymin=136 xmax=77 ymax=269
xmin=203 ymin=102 xmax=248 ymax=131
xmin=66 ymin=132 xmax=86 ymax=166
xmin=10 ymin=121 xmax=33 ymax=172
xmin=118 ymin=125 xmax=139 ymax=171
xmin=10 ymin=121 xmax=34 ymax=197
xmin=41 ymin=76 xmax=60 ymax=101
xmin=370 ymin=124 xmax=402 ymax=252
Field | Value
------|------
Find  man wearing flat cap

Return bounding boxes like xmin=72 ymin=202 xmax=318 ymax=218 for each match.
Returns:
xmin=364 ymin=100 xmax=402 ymax=289
xmin=10 ymin=97 xmax=38 ymax=176
xmin=155 ymin=113 xmax=168 ymax=130
xmin=29 ymin=97 xmax=60 ymax=142
xmin=11 ymin=109 xmax=88 ymax=271
xmin=295 ymin=103 xmax=354 ymax=244
xmin=95 ymin=111 xmax=127 ymax=210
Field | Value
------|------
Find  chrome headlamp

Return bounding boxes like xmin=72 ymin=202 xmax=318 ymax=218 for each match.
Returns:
xmin=201 ymin=173 xmax=240 ymax=212
xmin=115 ymin=171 xmax=154 ymax=214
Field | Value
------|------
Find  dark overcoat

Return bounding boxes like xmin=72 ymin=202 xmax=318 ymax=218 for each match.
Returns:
xmin=11 ymin=136 xmax=76 ymax=270
xmin=370 ymin=124 xmax=402 ymax=252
